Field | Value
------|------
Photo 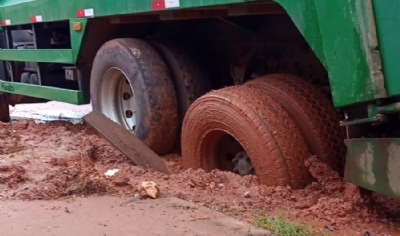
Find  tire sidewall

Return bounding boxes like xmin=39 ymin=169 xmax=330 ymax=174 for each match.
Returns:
xmin=90 ymin=40 xmax=152 ymax=142
xmin=181 ymin=90 xmax=291 ymax=187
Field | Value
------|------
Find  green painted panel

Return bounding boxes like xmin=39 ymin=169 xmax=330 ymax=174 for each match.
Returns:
xmin=0 ymin=0 xmax=257 ymax=25
xmin=345 ymin=138 xmax=400 ymax=200
xmin=274 ymin=0 xmax=385 ymax=107
xmin=372 ymin=0 xmax=400 ymax=97
xmin=0 ymin=49 xmax=73 ymax=63
xmin=0 ymin=0 xmax=387 ymax=108
xmin=0 ymin=79 xmax=84 ymax=104
xmin=69 ymin=18 xmax=87 ymax=64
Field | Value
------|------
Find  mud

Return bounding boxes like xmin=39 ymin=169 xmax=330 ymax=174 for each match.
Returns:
xmin=1 ymin=119 xmax=400 ymax=235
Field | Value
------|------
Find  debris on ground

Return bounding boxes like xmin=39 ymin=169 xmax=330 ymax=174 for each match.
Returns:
xmin=0 ymin=119 xmax=399 ymax=236
xmin=139 ymin=181 xmax=160 ymax=199
xmin=104 ymin=169 xmax=120 ymax=177
xmin=325 ymin=225 xmax=334 ymax=231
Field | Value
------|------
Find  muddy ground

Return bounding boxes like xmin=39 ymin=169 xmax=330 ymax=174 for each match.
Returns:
xmin=1 ymin=117 xmax=400 ymax=236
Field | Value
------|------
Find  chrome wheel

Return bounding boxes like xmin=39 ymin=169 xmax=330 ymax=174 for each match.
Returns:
xmin=99 ymin=67 xmax=137 ymax=133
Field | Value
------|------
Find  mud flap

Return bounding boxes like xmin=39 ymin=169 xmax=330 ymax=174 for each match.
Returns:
xmin=345 ymin=138 xmax=400 ymax=200
xmin=83 ymin=111 xmax=170 ymax=174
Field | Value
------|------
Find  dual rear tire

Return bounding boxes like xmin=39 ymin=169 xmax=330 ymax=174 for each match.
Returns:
xmin=181 ymin=74 xmax=345 ymax=188
xmin=181 ymin=85 xmax=312 ymax=189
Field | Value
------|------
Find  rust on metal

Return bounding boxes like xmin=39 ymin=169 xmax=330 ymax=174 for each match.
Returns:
xmin=83 ymin=111 xmax=170 ymax=174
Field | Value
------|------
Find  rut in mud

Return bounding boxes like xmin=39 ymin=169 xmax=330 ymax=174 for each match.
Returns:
xmin=0 ymin=119 xmax=399 ymax=235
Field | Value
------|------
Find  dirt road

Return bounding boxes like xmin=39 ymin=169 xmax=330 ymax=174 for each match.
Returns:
xmin=1 ymin=102 xmax=400 ymax=236
xmin=0 ymin=196 xmax=267 ymax=236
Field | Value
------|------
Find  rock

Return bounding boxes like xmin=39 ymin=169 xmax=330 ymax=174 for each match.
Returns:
xmin=113 ymin=178 xmax=129 ymax=187
xmin=362 ymin=230 xmax=371 ymax=236
xmin=325 ymin=225 xmax=334 ymax=231
xmin=209 ymin=182 xmax=215 ymax=189
xmin=138 ymin=181 xmax=160 ymax=199
xmin=112 ymin=172 xmax=130 ymax=187
xmin=244 ymin=191 xmax=251 ymax=198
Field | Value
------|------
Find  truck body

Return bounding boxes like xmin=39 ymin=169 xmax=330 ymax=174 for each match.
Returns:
xmin=0 ymin=0 xmax=399 ymax=199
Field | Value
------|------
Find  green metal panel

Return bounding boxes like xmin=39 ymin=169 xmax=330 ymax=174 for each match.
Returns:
xmin=0 ymin=49 xmax=73 ymax=63
xmin=69 ymin=18 xmax=87 ymax=64
xmin=0 ymin=19 xmax=86 ymax=63
xmin=372 ymin=0 xmax=400 ymax=97
xmin=0 ymin=0 xmax=258 ymax=25
xmin=0 ymin=0 xmax=388 ymax=107
xmin=0 ymin=79 xmax=84 ymax=104
xmin=274 ymin=0 xmax=385 ymax=107
xmin=345 ymin=138 xmax=400 ymax=200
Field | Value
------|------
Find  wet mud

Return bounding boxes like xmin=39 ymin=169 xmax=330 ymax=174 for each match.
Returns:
xmin=0 ymin=119 xmax=399 ymax=236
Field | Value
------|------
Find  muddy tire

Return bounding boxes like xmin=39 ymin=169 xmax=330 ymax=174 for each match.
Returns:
xmin=150 ymin=40 xmax=211 ymax=122
xmin=91 ymin=38 xmax=178 ymax=155
xmin=245 ymin=74 xmax=346 ymax=171
xmin=150 ymin=40 xmax=211 ymax=147
xmin=181 ymin=85 xmax=311 ymax=189
xmin=0 ymin=92 xmax=10 ymax=122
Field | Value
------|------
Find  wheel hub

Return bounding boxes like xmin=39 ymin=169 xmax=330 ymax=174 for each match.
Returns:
xmin=99 ymin=67 xmax=137 ymax=133
xmin=232 ymin=151 xmax=255 ymax=176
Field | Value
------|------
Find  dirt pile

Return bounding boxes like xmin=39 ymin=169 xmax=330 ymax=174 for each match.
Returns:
xmin=0 ymin=120 xmax=399 ymax=235
xmin=0 ymin=122 xmax=24 ymax=154
xmin=0 ymin=120 xmax=114 ymax=199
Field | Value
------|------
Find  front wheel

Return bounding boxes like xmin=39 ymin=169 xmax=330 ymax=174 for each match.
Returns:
xmin=90 ymin=38 xmax=178 ymax=155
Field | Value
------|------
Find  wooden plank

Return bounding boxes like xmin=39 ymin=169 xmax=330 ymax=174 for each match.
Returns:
xmin=83 ymin=111 xmax=170 ymax=174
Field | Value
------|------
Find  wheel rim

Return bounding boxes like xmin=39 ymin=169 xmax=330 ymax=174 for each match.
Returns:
xmin=99 ymin=67 xmax=137 ymax=133
xmin=202 ymin=130 xmax=255 ymax=176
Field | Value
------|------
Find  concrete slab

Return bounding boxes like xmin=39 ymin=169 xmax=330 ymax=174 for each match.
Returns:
xmin=0 ymin=196 xmax=270 ymax=236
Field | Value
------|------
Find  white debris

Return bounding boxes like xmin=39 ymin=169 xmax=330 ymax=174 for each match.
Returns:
xmin=104 ymin=169 xmax=120 ymax=177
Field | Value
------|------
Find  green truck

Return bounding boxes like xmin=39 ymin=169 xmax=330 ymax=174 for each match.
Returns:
xmin=0 ymin=0 xmax=399 ymax=199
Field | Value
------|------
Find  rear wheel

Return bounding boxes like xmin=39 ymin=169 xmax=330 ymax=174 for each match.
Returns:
xmin=150 ymin=40 xmax=211 ymax=147
xmin=91 ymin=38 xmax=178 ymax=155
xmin=181 ymin=85 xmax=311 ymax=189
xmin=245 ymin=74 xmax=346 ymax=171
